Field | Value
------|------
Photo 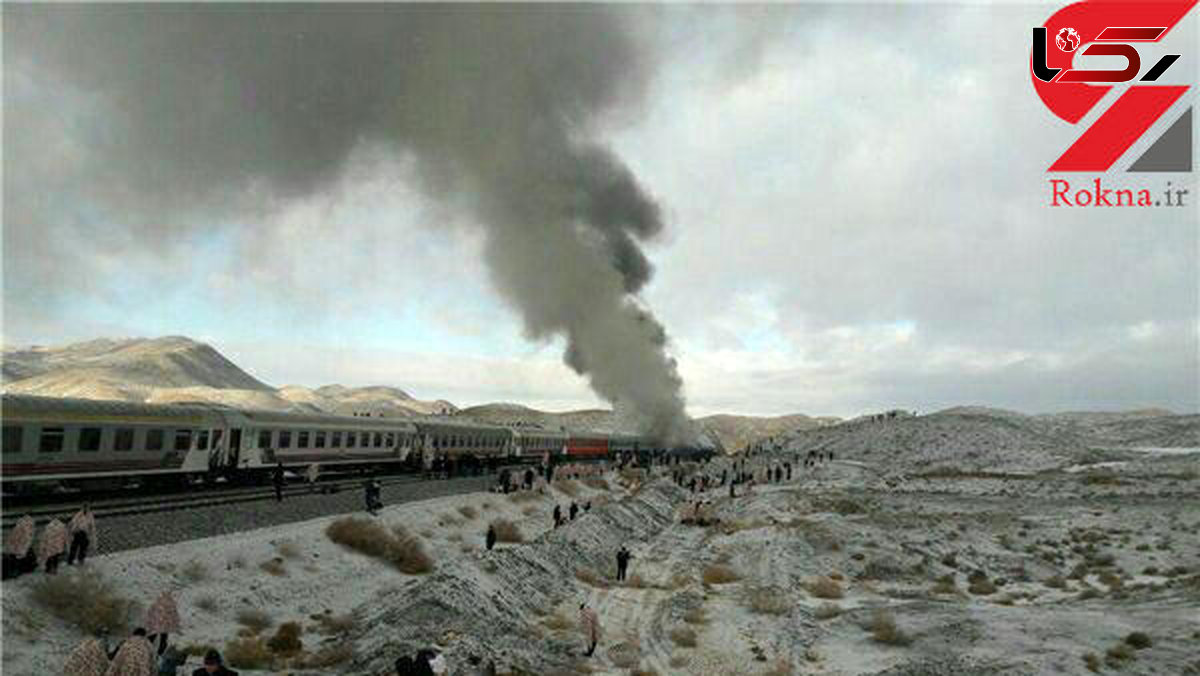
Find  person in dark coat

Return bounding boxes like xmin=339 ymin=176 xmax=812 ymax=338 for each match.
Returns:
xmin=486 ymin=525 xmax=497 ymax=551
xmin=193 ymin=649 xmax=238 ymax=675
xmin=616 ymin=546 xmax=633 ymax=582
xmin=569 ymin=503 xmax=578 ymax=521
xmin=553 ymin=505 xmax=562 ymax=528
xmin=524 ymin=468 xmax=534 ymax=491
xmin=272 ymin=463 xmax=285 ymax=502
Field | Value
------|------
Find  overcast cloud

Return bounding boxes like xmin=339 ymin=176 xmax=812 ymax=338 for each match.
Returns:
xmin=3 ymin=3 xmax=1196 ymax=418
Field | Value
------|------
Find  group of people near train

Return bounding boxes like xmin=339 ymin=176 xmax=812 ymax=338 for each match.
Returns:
xmin=3 ymin=504 xmax=97 ymax=580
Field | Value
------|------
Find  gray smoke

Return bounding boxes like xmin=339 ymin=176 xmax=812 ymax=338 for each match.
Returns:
xmin=4 ymin=4 xmax=691 ymax=443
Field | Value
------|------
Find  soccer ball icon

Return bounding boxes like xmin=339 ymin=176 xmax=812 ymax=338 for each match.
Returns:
xmin=1056 ymin=27 xmax=1081 ymax=52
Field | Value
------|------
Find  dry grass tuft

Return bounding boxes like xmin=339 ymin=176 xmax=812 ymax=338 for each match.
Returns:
xmin=490 ymin=518 xmax=524 ymax=543
xmin=930 ymin=573 xmax=958 ymax=595
xmin=195 ymin=595 xmax=219 ymax=614
xmin=743 ymin=586 xmax=791 ymax=615
xmin=325 ymin=517 xmax=434 ymax=574
xmin=1105 ymin=642 xmax=1135 ymax=667
xmin=868 ymin=609 xmax=912 ymax=646
xmin=31 ymin=571 xmax=138 ymax=635
xmin=543 ymin=612 xmax=575 ymax=632
xmin=180 ymin=559 xmax=210 ymax=584
xmin=266 ymin=621 xmax=304 ymax=655
xmin=683 ymin=607 xmax=708 ymax=625
xmin=813 ymin=602 xmax=842 ymax=620
xmin=1124 ymin=632 xmax=1152 ymax=649
xmin=575 ymin=567 xmax=609 ymax=588
xmin=1083 ymin=653 xmax=1101 ymax=672
xmin=236 ymin=608 xmax=274 ymax=634
xmin=1043 ymin=574 xmax=1067 ymax=589
xmin=458 ymin=505 xmax=478 ymax=520
xmin=225 ymin=636 xmax=273 ymax=669
xmin=669 ymin=626 xmax=697 ymax=648
xmin=292 ymin=641 xmax=355 ymax=668
xmin=259 ymin=557 xmax=288 ymax=577
xmin=702 ymin=564 xmax=741 ymax=585
xmin=276 ymin=541 xmax=303 ymax=559
xmin=805 ymin=576 xmax=844 ymax=599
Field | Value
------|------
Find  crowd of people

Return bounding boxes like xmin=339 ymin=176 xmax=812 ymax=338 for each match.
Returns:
xmin=3 ymin=505 xmax=97 ymax=580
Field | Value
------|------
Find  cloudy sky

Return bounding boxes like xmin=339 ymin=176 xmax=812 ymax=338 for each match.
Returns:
xmin=3 ymin=3 xmax=1197 ymax=418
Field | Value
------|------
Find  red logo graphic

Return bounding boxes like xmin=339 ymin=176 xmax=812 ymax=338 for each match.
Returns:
xmin=1031 ymin=0 xmax=1196 ymax=172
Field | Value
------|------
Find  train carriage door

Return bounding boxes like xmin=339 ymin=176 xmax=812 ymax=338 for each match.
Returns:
xmin=228 ymin=428 xmax=242 ymax=468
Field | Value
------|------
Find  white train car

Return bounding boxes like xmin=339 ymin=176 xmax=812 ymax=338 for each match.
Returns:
xmin=219 ymin=409 xmax=418 ymax=475
xmin=511 ymin=427 xmax=568 ymax=459
xmin=1 ymin=394 xmax=222 ymax=489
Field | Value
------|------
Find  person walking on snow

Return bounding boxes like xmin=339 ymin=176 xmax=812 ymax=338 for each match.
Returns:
xmin=3 ymin=514 xmax=37 ymax=579
xmin=64 ymin=638 xmax=110 ymax=676
xmin=38 ymin=518 xmax=68 ymax=574
xmin=145 ymin=590 xmax=181 ymax=655
xmin=486 ymin=524 xmax=497 ymax=552
xmin=67 ymin=504 xmax=97 ymax=566
xmin=105 ymin=629 xmax=154 ymax=676
xmin=272 ymin=462 xmax=285 ymax=502
xmin=579 ymin=602 xmax=602 ymax=657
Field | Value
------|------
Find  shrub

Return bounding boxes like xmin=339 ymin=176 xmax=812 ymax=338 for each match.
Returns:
xmin=701 ymin=565 xmax=741 ymax=585
xmin=968 ymin=577 xmax=997 ymax=596
xmin=458 ymin=505 xmax=478 ymax=520
xmin=543 ymin=612 xmax=574 ymax=632
xmin=236 ymin=608 xmax=274 ymax=634
xmin=312 ymin=613 xmax=356 ymax=636
xmin=683 ymin=607 xmax=708 ymax=625
xmin=575 ymin=567 xmax=608 ymax=588
xmin=1082 ymin=653 xmax=1101 ymax=672
xmin=813 ymin=603 xmax=842 ymax=620
xmin=293 ymin=642 xmax=355 ymax=668
xmin=276 ymin=541 xmax=302 ymax=559
xmin=669 ymin=626 xmax=697 ymax=648
xmin=930 ymin=574 xmax=957 ymax=595
xmin=1125 ymin=632 xmax=1152 ymax=649
xmin=490 ymin=519 xmax=523 ymax=544
xmin=180 ymin=559 xmax=210 ymax=584
xmin=1044 ymin=575 xmax=1067 ymax=589
xmin=195 ymin=595 xmax=219 ymax=614
xmin=266 ymin=621 xmax=303 ymax=655
xmin=31 ymin=571 xmax=138 ymax=635
xmin=1105 ymin=642 xmax=1135 ymax=666
xmin=869 ymin=610 xmax=912 ymax=646
xmin=805 ymin=576 xmax=844 ymax=599
xmin=259 ymin=558 xmax=288 ymax=577
xmin=325 ymin=517 xmax=434 ymax=574
xmin=744 ymin=586 xmax=790 ymax=615
xmin=225 ymin=636 xmax=273 ymax=669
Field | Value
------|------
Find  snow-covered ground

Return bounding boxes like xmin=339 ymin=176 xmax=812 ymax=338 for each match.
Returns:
xmin=5 ymin=451 xmax=1199 ymax=675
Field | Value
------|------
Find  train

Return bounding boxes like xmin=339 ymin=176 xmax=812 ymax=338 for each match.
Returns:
xmin=0 ymin=394 xmax=669 ymax=491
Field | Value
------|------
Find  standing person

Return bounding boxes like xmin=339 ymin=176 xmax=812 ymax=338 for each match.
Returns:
xmin=524 ymin=468 xmax=534 ymax=491
xmin=579 ymin=602 xmax=601 ymax=657
xmin=272 ymin=463 xmax=285 ymax=502
xmin=192 ymin=649 xmax=237 ymax=675
xmin=365 ymin=479 xmax=383 ymax=515
xmin=67 ymin=504 xmax=97 ymax=566
xmin=306 ymin=463 xmax=320 ymax=493
xmin=145 ymin=591 xmax=180 ymax=656
xmin=3 ymin=514 xmax=37 ymax=579
xmin=553 ymin=505 xmax=562 ymax=528
xmin=38 ymin=518 xmax=67 ymax=574
xmin=786 ymin=463 xmax=792 ymax=481
xmin=486 ymin=524 xmax=497 ymax=552
xmin=64 ymin=637 xmax=110 ymax=676
xmin=569 ymin=503 xmax=578 ymax=521
xmin=106 ymin=628 xmax=154 ymax=676
xmin=616 ymin=546 xmax=632 ymax=582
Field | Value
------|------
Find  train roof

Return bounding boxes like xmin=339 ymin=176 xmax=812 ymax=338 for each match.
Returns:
xmin=1 ymin=393 xmax=220 ymax=421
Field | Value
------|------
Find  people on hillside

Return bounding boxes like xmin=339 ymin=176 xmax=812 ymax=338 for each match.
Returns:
xmin=486 ymin=525 xmax=497 ymax=552
xmin=64 ymin=637 xmax=110 ymax=676
xmin=67 ymin=504 xmax=98 ymax=566
xmin=3 ymin=514 xmax=37 ymax=579
xmin=616 ymin=546 xmax=633 ymax=582
xmin=579 ymin=602 xmax=602 ymax=657
xmin=38 ymin=518 xmax=68 ymax=574
xmin=106 ymin=628 xmax=154 ymax=676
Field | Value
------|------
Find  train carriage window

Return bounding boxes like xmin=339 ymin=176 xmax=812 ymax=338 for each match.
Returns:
xmin=298 ymin=431 xmax=310 ymax=448
xmin=196 ymin=430 xmax=209 ymax=451
xmin=332 ymin=431 xmax=342 ymax=448
xmin=39 ymin=427 xmax=65 ymax=453
xmin=385 ymin=432 xmax=395 ymax=448
xmin=145 ymin=429 xmax=165 ymax=452
xmin=114 ymin=428 xmax=135 ymax=452
xmin=174 ymin=430 xmax=192 ymax=452
xmin=374 ymin=432 xmax=383 ymax=448
xmin=278 ymin=430 xmax=292 ymax=449
xmin=315 ymin=431 xmax=326 ymax=449
xmin=78 ymin=427 xmax=102 ymax=452
xmin=346 ymin=431 xmax=356 ymax=448
xmin=258 ymin=430 xmax=272 ymax=449
xmin=3 ymin=426 xmax=23 ymax=453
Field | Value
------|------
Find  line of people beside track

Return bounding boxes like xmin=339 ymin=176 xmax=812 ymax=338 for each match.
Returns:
xmin=3 ymin=504 xmax=98 ymax=580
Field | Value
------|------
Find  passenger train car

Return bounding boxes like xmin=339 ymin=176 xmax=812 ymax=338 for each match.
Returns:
xmin=0 ymin=394 xmax=664 ymax=491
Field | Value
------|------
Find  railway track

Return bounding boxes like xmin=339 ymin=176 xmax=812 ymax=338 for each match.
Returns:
xmin=0 ymin=473 xmax=468 ymax=530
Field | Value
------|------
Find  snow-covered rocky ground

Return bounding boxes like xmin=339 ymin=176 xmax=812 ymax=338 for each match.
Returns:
xmin=4 ymin=449 xmax=1199 ymax=675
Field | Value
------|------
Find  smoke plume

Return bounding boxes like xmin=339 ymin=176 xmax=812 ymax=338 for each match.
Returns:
xmin=4 ymin=4 xmax=691 ymax=442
